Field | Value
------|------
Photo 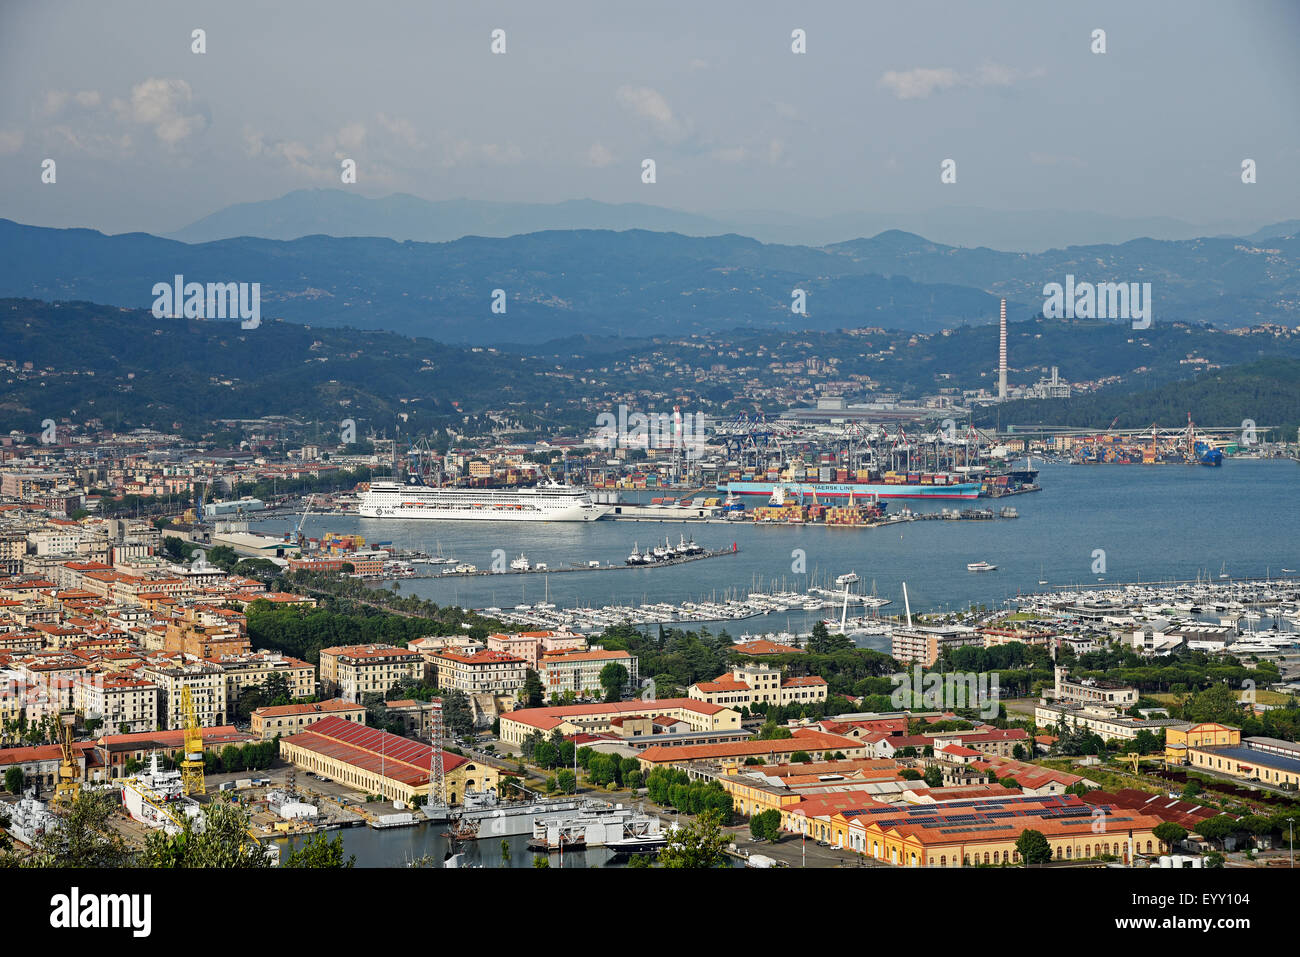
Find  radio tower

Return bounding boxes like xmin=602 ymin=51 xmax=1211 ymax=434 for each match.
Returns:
xmin=997 ymin=298 xmax=1008 ymax=401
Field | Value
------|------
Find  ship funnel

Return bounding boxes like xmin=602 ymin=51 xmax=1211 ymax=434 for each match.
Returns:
xmin=903 ymin=582 xmax=912 ymax=628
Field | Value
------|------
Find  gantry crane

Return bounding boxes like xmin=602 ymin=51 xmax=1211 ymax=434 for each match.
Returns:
xmin=180 ymin=685 xmax=205 ymax=796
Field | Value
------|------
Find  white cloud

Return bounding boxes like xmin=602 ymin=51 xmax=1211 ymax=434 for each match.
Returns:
xmin=879 ymin=63 xmax=1042 ymax=100
xmin=616 ymin=86 xmax=685 ymax=141
xmin=879 ymin=68 xmax=964 ymax=100
xmin=441 ymin=139 xmax=523 ymax=168
xmin=376 ymin=113 xmax=423 ymax=150
xmin=0 ymin=130 xmax=24 ymax=155
xmin=40 ymin=89 xmax=101 ymax=118
xmin=586 ymin=142 xmax=615 ymax=167
xmin=334 ymin=123 xmax=366 ymax=151
xmin=114 ymin=78 xmax=206 ymax=145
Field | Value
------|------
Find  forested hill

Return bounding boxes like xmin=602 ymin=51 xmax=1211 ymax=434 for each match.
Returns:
xmin=976 ymin=357 xmax=1300 ymax=441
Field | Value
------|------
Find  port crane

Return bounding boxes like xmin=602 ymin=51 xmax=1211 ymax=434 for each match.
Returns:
xmin=716 ymin=412 xmax=792 ymax=470
xmin=293 ymin=493 xmax=315 ymax=547
xmin=180 ymin=685 xmax=205 ymax=796
xmin=53 ymin=711 xmax=81 ymax=806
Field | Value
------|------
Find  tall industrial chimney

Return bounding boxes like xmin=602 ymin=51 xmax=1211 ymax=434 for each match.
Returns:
xmin=998 ymin=298 xmax=1007 ymax=401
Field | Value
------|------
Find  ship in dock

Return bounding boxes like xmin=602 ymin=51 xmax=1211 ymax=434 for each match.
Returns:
xmin=120 ymin=752 xmax=203 ymax=834
xmin=428 ymin=789 xmax=588 ymax=837
xmin=719 ymin=478 xmax=981 ymax=501
xmin=528 ymin=803 xmax=668 ymax=852
xmin=359 ymin=475 xmax=611 ymax=522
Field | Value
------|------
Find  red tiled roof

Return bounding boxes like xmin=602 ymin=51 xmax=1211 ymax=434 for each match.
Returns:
xmin=282 ymin=715 xmax=466 ymax=785
xmin=505 ymin=698 xmax=726 ymax=732
xmin=730 ymin=639 xmax=804 ymax=655
xmin=253 ymin=700 xmax=364 ymax=718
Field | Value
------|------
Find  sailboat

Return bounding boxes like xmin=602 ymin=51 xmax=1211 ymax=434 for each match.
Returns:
xmin=1038 ymin=562 xmax=1048 ymax=586
xmin=536 ymin=575 xmax=556 ymax=611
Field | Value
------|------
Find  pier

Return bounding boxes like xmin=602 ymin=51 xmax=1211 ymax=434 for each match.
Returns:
xmin=424 ymin=545 xmax=741 ymax=578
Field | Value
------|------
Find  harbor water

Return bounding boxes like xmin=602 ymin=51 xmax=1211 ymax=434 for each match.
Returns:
xmin=251 ymin=461 xmax=1300 ymax=623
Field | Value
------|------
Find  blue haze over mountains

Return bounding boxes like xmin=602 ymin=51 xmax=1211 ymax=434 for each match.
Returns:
xmin=1 ymin=190 xmax=1297 ymax=346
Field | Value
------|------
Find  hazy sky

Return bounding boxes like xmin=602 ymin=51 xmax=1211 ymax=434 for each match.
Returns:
xmin=2 ymin=0 xmax=1298 ymax=236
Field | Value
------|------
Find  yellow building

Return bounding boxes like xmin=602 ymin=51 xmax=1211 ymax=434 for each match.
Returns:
xmin=1185 ymin=735 xmax=1300 ymax=790
xmin=1165 ymin=722 xmax=1240 ymax=765
xmin=688 ymin=662 xmax=827 ymax=710
xmin=318 ymin=644 xmax=423 ymax=703
xmin=721 ymin=758 xmax=904 ymax=818
xmin=278 ymin=715 xmax=498 ymax=804
xmin=781 ymin=797 xmax=1168 ymax=866
xmin=250 ymin=699 xmax=366 ymax=740
xmin=499 ymin=698 xmax=740 ymax=746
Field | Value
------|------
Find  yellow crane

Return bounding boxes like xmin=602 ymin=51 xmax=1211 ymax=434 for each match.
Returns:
xmin=53 ymin=711 xmax=81 ymax=806
xmin=180 ymin=685 xmax=205 ymax=796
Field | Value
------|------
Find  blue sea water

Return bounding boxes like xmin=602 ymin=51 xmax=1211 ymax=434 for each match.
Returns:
xmin=249 ymin=461 xmax=1299 ymax=625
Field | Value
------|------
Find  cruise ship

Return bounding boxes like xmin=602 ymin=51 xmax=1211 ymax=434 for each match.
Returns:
xmin=358 ymin=477 xmax=611 ymax=522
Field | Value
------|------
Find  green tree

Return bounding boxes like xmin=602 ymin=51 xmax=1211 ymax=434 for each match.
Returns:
xmin=283 ymin=832 xmax=355 ymax=868
xmin=923 ymin=766 xmax=944 ymax=788
xmin=523 ymin=669 xmax=544 ymax=708
xmin=790 ymin=750 xmax=812 ymax=764
xmin=1015 ymin=828 xmax=1053 ymax=866
xmin=441 ymin=690 xmax=474 ymax=738
xmin=750 ymin=808 xmax=782 ymax=842
xmin=599 ymin=663 xmax=629 ymax=702
xmin=220 ymin=744 xmax=244 ymax=773
xmin=755 ymin=721 xmax=793 ymax=741
xmin=28 ymin=791 xmax=133 ymax=868
xmin=1193 ymin=815 xmax=1239 ymax=848
xmin=658 ymin=809 xmax=730 ymax=868
xmin=205 ymin=545 xmax=240 ymax=571
xmin=4 ymin=767 xmax=24 ymax=795
xmin=1184 ymin=684 xmax=1246 ymax=725
xmin=556 ymin=769 xmax=577 ymax=794
xmin=140 ymin=799 xmax=272 ymax=868
xmin=1152 ymin=822 xmax=1189 ymax=849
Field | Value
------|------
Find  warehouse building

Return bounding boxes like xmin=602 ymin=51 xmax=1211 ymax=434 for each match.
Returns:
xmin=278 ymin=715 xmax=497 ymax=804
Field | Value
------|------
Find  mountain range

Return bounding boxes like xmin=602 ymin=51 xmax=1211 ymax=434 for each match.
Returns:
xmin=166 ymin=189 xmax=1298 ymax=253
xmin=2 ymin=214 xmax=1298 ymax=346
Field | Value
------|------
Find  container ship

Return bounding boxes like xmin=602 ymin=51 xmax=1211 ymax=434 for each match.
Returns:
xmin=718 ymin=476 xmax=981 ymax=501
xmin=358 ymin=476 xmax=612 ymax=522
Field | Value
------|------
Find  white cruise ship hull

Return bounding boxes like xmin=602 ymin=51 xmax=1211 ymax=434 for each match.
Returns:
xmin=359 ymin=502 xmax=607 ymax=521
xmin=358 ymin=481 xmax=611 ymax=522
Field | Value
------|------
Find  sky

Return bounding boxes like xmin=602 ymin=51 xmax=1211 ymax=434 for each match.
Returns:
xmin=2 ymin=0 xmax=1299 ymax=238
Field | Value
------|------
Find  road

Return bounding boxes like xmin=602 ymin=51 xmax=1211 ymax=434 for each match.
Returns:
xmin=724 ymin=824 xmax=886 ymax=868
